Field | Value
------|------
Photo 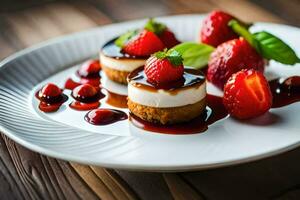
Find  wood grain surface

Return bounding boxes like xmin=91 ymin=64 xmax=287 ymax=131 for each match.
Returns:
xmin=0 ymin=0 xmax=300 ymax=199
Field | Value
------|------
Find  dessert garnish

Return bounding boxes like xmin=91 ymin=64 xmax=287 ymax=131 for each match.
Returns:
xmin=144 ymin=49 xmax=184 ymax=84
xmin=200 ymin=10 xmax=239 ymax=47
xmin=228 ymin=20 xmax=300 ymax=65
xmin=36 ymin=83 xmax=68 ymax=112
xmin=115 ymin=19 xmax=180 ymax=56
xmin=85 ymin=109 xmax=128 ymax=125
xmin=223 ymin=69 xmax=272 ymax=119
xmin=207 ymin=38 xmax=265 ymax=89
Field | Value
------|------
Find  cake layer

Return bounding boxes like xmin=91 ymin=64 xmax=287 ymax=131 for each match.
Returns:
xmin=100 ymin=52 xmax=146 ymax=72
xmin=128 ymin=81 xmax=206 ymax=108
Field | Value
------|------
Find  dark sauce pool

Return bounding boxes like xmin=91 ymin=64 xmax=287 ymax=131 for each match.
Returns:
xmin=270 ymin=76 xmax=300 ymax=108
xmin=128 ymin=67 xmax=206 ymax=94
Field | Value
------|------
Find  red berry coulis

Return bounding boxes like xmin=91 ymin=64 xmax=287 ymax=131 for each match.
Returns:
xmin=85 ymin=109 xmax=128 ymax=125
xmin=35 ymin=83 xmax=68 ymax=112
xmin=69 ymin=84 xmax=104 ymax=111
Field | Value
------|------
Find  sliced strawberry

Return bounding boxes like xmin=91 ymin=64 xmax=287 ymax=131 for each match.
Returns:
xmin=223 ymin=69 xmax=272 ymax=119
xmin=123 ymin=30 xmax=165 ymax=57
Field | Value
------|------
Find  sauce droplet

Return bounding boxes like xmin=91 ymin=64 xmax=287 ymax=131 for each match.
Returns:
xmin=85 ymin=109 xmax=128 ymax=125
xmin=36 ymin=83 xmax=68 ymax=113
xmin=77 ymin=60 xmax=101 ymax=78
xmin=71 ymin=84 xmax=104 ymax=103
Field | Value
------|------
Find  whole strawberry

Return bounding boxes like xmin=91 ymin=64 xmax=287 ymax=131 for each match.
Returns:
xmin=123 ymin=30 xmax=165 ymax=57
xmin=207 ymin=38 xmax=265 ymax=89
xmin=201 ymin=10 xmax=238 ymax=47
xmin=145 ymin=49 xmax=184 ymax=84
xmin=223 ymin=69 xmax=272 ymax=119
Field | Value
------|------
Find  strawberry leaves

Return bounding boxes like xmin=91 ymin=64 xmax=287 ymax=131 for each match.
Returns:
xmin=229 ymin=20 xmax=300 ymax=65
xmin=154 ymin=49 xmax=183 ymax=66
xmin=115 ymin=29 xmax=138 ymax=47
xmin=144 ymin=18 xmax=166 ymax=35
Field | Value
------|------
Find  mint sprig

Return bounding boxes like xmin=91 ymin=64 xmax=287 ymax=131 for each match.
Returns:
xmin=154 ymin=49 xmax=183 ymax=66
xmin=229 ymin=19 xmax=300 ymax=65
xmin=144 ymin=18 xmax=166 ymax=35
xmin=173 ymin=42 xmax=215 ymax=69
xmin=115 ymin=29 xmax=138 ymax=47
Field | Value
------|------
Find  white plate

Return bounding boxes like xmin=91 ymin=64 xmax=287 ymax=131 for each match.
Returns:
xmin=0 ymin=14 xmax=300 ymax=172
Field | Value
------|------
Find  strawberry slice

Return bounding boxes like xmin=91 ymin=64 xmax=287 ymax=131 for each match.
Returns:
xmin=223 ymin=69 xmax=272 ymax=119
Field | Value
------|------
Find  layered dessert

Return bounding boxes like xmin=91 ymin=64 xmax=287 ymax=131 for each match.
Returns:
xmin=127 ymin=49 xmax=206 ymax=124
xmin=100 ymin=19 xmax=180 ymax=84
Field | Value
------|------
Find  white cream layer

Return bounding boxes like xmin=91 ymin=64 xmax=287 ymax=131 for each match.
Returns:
xmin=100 ymin=52 xmax=146 ymax=72
xmin=128 ymin=81 xmax=206 ymax=108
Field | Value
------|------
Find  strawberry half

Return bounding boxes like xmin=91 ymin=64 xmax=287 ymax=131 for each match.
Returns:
xmin=144 ymin=19 xmax=180 ymax=48
xmin=223 ymin=69 xmax=272 ymax=119
xmin=145 ymin=49 xmax=184 ymax=84
xmin=123 ymin=30 xmax=165 ymax=57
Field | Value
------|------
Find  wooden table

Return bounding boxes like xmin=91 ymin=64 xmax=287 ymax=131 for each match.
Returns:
xmin=0 ymin=1 xmax=300 ymax=199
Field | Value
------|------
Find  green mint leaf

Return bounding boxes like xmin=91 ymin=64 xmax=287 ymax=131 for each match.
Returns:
xmin=253 ymin=31 xmax=300 ymax=65
xmin=154 ymin=50 xmax=168 ymax=59
xmin=173 ymin=42 xmax=215 ymax=69
xmin=144 ymin=18 xmax=166 ymax=35
xmin=115 ymin=29 xmax=138 ymax=47
xmin=229 ymin=19 xmax=300 ymax=65
xmin=166 ymin=49 xmax=183 ymax=66
xmin=154 ymin=49 xmax=183 ymax=66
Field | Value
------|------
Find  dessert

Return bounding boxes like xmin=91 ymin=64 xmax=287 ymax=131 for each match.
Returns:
xmin=100 ymin=19 xmax=180 ymax=84
xmin=223 ymin=69 xmax=272 ymax=119
xmin=200 ymin=10 xmax=238 ymax=47
xmin=207 ymin=38 xmax=265 ymax=89
xmin=127 ymin=49 xmax=206 ymax=124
